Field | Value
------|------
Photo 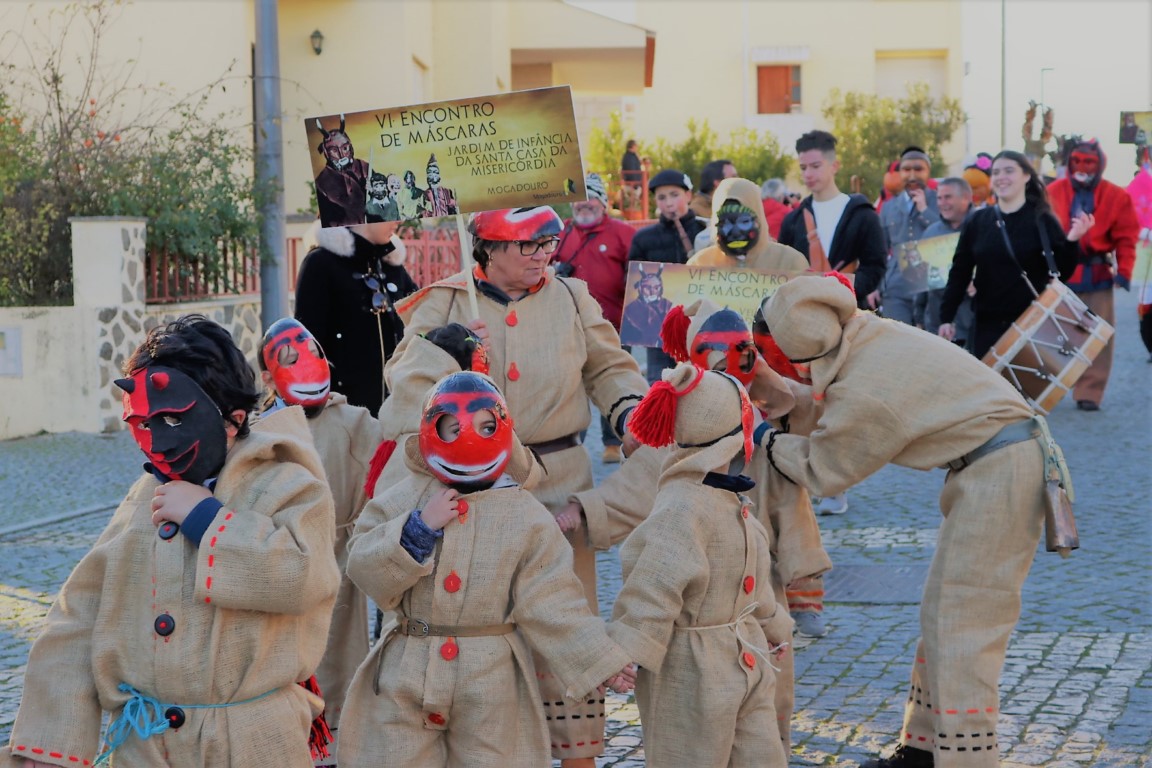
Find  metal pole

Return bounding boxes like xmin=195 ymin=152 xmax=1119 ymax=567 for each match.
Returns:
xmin=255 ymin=0 xmax=288 ymax=327
xmin=1000 ymin=0 xmax=1006 ymax=148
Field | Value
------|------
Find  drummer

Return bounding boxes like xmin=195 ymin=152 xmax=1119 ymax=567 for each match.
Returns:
xmin=938 ymin=150 xmax=1090 ymax=358
xmin=758 ymin=273 xmax=1070 ymax=768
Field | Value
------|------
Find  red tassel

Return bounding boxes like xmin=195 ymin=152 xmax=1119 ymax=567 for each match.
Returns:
xmin=627 ymin=381 xmax=680 ymax=447
xmin=659 ymin=305 xmax=692 ymax=362
xmin=824 ymin=270 xmax=856 ymax=296
xmin=298 ymin=675 xmax=333 ymax=760
xmin=364 ymin=439 xmax=397 ymax=499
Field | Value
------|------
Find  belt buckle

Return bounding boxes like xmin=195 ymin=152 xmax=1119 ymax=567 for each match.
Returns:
xmin=406 ymin=618 xmax=430 ymax=637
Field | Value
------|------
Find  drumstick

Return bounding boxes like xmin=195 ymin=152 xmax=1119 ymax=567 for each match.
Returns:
xmin=455 ymin=214 xmax=479 ymax=320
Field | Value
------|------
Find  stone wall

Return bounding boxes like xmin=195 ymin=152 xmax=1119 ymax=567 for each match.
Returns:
xmin=0 ymin=218 xmax=262 ymax=440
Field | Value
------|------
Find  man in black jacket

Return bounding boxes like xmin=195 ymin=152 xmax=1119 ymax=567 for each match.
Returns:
xmin=778 ymin=131 xmax=886 ymax=312
xmin=627 ymin=168 xmax=708 ymax=382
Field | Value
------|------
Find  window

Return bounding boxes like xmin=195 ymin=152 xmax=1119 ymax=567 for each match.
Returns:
xmin=757 ymin=65 xmax=801 ymax=114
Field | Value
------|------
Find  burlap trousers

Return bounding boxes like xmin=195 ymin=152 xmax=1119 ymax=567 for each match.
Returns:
xmin=899 ymin=439 xmax=1045 ymax=768
xmin=1071 ymin=287 xmax=1115 ymax=406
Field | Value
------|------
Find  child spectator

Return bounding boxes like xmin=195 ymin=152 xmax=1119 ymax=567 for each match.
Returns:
xmin=336 ymin=371 xmax=633 ymax=768
xmin=4 ymin=314 xmax=339 ymax=768
xmin=258 ymin=317 xmax=381 ymax=739
xmin=608 ymin=362 xmax=792 ymax=767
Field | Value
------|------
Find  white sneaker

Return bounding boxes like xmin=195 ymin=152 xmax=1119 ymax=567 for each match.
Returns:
xmin=816 ymin=493 xmax=848 ymax=516
xmin=792 ymin=611 xmax=828 ymax=638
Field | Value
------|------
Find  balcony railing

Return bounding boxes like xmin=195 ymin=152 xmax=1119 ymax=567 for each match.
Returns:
xmin=146 ymin=240 xmax=260 ymax=304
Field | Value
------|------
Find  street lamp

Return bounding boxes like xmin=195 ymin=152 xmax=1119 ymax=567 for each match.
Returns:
xmin=310 ymin=29 xmax=324 ymax=56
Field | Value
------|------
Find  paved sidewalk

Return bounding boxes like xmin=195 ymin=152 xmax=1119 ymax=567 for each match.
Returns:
xmin=1 ymin=289 xmax=1149 ymax=766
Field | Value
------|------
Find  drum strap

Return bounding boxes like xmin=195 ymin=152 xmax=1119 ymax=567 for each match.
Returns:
xmin=993 ymin=206 xmax=1059 ymax=299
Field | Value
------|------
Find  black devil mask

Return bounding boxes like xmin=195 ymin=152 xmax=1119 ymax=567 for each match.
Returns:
xmin=716 ymin=200 xmax=760 ymax=256
xmin=116 ymin=366 xmax=228 ymax=484
xmin=419 ymin=372 xmax=514 ymax=490
xmin=691 ymin=308 xmax=758 ymax=387
xmin=261 ymin=318 xmax=331 ymax=413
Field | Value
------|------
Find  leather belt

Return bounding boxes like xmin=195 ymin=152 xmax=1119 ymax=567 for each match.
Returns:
xmin=527 ymin=432 xmax=581 ymax=455
xmin=944 ymin=418 xmax=1040 ymax=472
xmin=397 ymin=616 xmax=516 ymax=638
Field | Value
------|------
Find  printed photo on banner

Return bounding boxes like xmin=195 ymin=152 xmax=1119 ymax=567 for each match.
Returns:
xmin=1118 ymin=111 xmax=1151 ymax=144
xmin=619 ymin=262 xmax=806 ymax=347
xmin=304 ymin=87 xmax=587 ymax=229
xmin=896 ymin=232 xmax=959 ymax=294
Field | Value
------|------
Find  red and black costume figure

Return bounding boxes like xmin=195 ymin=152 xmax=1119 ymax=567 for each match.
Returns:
xmin=295 ymin=225 xmax=418 ymax=417
xmin=620 ymin=265 xmax=673 ymax=347
xmin=314 ymin=114 xmax=370 ymax=228
xmin=260 ymin=318 xmax=332 ymax=417
xmin=1047 ymin=139 xmax=1140 ymax=408
xmin=117 ymin=365 xmax=232 ymax=547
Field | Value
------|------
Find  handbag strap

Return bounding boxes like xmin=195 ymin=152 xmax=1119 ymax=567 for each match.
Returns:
xmin=993 ymin=205 xmax=1053 ymax=299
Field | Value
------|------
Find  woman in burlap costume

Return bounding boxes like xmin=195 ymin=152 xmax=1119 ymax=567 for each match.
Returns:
xmin=759 ymin=274 xmax=1054 ymax=768
xmin=336 ymin=373 xmax=633 ymax=768
xmin=5 ymin=318 xmax=339 ymax=768
xmin=607 ymin=363 xmax=792 ymax=768
xmin=377 ymin=207 xmax=648 ymax=766
xmin=258 ymin=317 xmax=382 ymax=738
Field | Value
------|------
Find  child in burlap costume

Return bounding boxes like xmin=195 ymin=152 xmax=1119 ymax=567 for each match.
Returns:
xmin=378 ymin=207 xmax=648 ymax=766
xmin=607 ymin=363 xmax=792 ymax=768
xmin=688 ymin=177 xmax=809 ymax=270
xmin=258 ymin=318 xmax=382 ymax=740
xmin=336 ymin=372 xmax=633 ymax=768
xmin=3 ymin=316 xmax=340 ymax=768
xmin=658 ymin=299 xmax=830 ymax=750
xmin=758 ymin=274 xmax=1059 ymax=768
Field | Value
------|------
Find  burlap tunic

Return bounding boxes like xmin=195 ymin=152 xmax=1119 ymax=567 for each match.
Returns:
xmin=767 ymin=314 xmax=1044 ymax=768
xmin=607 ymin=431 xmax=791 ymax=768
xmin=302 ymin=394 xmax=381 ymax=730
xmin=383 ymin=268 xmax=648 ymax=759
xmin=3 ymin=407 xmax=340 ymax=768
xmin=337 ymin=442 xmax=632 ymax=768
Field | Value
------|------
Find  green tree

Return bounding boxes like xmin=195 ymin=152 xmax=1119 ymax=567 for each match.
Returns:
xmin=717 ymin=127 xmax=793 ymax=187
xmin=586 ymin=109 xmax=630 ymax=187
xmin=822 ymin=82 xmax=965 ymax=199
xmin=0 ymin=0 xmax=262 ymax=306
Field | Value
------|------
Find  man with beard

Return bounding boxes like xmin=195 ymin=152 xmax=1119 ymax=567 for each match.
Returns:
xmin=315 ymin=114 xmax=370 ymax=227
xmin=422 ymin=154 xmax=458 ymax=216
xmin=1047 ymin=138 xmax=1140 ymax=410
xmin=878 ymin=146 xmax=942 ymax=326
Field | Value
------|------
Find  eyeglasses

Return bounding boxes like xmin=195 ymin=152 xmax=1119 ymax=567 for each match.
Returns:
xmin=353 ymin=273 xmax=392 ymax=313
xmin=512 ymin=238 xmax=560 ymax=257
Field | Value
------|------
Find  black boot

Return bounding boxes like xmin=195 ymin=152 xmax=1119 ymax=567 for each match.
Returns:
xmin=859 ymin=744 xmax=935 ymax=768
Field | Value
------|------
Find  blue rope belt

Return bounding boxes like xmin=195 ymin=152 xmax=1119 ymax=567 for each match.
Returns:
xmin=94 ymin=682 xmax=277 ymax=765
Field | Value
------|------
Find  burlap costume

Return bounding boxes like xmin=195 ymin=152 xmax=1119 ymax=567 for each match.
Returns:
xmin=689 ymin=178 xmax=809 ymax=270
xmin=3 ymin=406 xmax=340 ymax=768
xmin=608 ymin=365 xmax=791 ymax=768
xmin=383 ymin=267 xmax=647 ymax=760
xmin=337 ymin=436 xmax=632 ymax=768
xmin=299 ymin=393 xmax=380 ymax=730
xmin=761 ymin=275 xmax=1049 ymax=768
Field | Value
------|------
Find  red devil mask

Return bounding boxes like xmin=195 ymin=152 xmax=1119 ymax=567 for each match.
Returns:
xmin=1069 ymin=149 xmax=1101 ymax=186
xmin=691 ymin=308 xmax=758 ymax=387
xmin=116 ymin=366 xmax=228 ymax=484
xmin=419 ymin=372 xmax=514 ymax=490
xmin=261 ymin=318 xmax=331 ymax=413
xmin=752 ymin=306 xmax=807 ymax=383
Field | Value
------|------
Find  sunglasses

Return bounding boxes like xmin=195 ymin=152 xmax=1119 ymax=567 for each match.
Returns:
xmin=353 ymin=273 xmax=393 ymax=313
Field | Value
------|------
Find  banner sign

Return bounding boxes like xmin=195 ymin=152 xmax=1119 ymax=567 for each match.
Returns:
xmin=305 ymin=86 xmax=587 ymax=228
xmin=894 ymin=232 xmax=959 ymax=294
xmin=1119 ymin=111 xmax=1152 ymax=144
xmin=619 ymin=262 xmax=809 ymax=347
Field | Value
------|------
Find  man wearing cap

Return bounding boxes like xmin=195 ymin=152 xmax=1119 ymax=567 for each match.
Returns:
xmin=554 ymin=173 xmax=638 ymax=461
xmin=879 ymin=146 xmax=942 ymax=325
xmin=628 ymin=168 xmax=709 ymax=382
xmin=1046 ymin=138 xmax=1139 ymax=411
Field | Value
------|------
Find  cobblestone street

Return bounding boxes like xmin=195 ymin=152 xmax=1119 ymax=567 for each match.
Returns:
xmin=1 ymin=290 xmax=1149 ymax=766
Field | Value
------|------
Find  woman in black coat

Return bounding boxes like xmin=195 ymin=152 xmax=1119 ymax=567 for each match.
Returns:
xmin=295 ymin=222 xmax=419 ymax=416
xmin=939 ymin=151 xmax=1094 ymax=358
